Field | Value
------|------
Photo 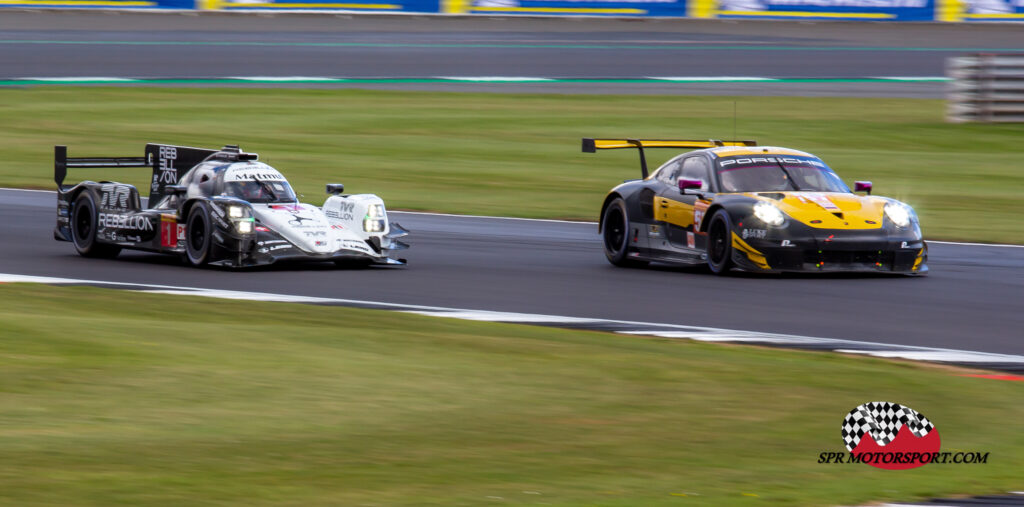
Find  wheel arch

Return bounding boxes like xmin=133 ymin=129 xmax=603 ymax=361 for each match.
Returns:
xmin=180 ymin=197 xmax=207 ymax=223
xmin=699 ymin=197 xmax=756 ymax=233
xmin=598 ymin=192 xmax=623 ymax=234
xmin=64 ymin=182 xmax=102 ymax=208
xmin=699 ymin=203 xmax=728 ymax=233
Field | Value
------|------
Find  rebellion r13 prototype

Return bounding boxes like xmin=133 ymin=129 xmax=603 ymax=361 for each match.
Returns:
xmin=585 ymin=139 xmax=927 ymax=275
xmin=54 ymin=144 xmax=408 ymax=268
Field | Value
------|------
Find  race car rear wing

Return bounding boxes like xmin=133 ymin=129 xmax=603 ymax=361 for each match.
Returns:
xmin=581 ymin=138 xmax=757 ymax=179
xmin=54 ymin=145 xmax=148 ymax=191
xmin=55 ymin=144 xmax=220 ymax=204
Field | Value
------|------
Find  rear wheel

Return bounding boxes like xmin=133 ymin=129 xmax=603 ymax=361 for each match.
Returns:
xmin=185 ymin=203 xmax=213 ymax=266
xmin=602 ymin=197 xmax=647 ymax=268
xmin=706 ymin=210 xmax=734 ymax=275
xmin=70 ymin=192 xmax=120 ymax=259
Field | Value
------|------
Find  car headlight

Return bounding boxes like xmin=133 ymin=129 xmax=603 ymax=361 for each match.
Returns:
xmin=753 ymin=201 xmax=785 ymax=226
xmin=228 ymin=205 xmax=244 ymax=218
xmin=236 ymin=219 xmax=254 ymax=234
xmin=363 ymin=218 xmax=385 ymax=233
xmin=884 ymin=202 xmax=913 ymax=228
xmin=363 ymin=204 xmax=386 ymax=232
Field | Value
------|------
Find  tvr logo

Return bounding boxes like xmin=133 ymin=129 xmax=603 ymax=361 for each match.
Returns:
xmin=100 ymin=184 xmax=132 ymax=209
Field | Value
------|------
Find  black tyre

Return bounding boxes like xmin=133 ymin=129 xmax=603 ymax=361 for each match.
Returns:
xmin=602 ymin=197 xmax=647 ymax=268
xmin=185 ymin=203 xmax=213 ymax=266
xmin=706 ymin=209 xmax=734 ymax=275
xmin=70 ymin=191 xmax=121 ymax=259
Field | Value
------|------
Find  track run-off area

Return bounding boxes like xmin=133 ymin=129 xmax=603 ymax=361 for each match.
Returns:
xmin=3 ymin=189 xmax=1023 ymax=371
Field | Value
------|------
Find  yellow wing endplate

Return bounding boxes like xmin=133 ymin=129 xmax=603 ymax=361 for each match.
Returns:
xmin=581 ymin=138 xmax=757 ymax=153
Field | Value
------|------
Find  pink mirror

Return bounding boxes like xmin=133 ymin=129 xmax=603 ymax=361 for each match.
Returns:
xmin=679 ymin=179 xmax=703 ymax=192
xmin=854 ymin=181 xmax=873 ymax=194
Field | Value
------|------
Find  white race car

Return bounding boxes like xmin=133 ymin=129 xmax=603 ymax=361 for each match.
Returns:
xmin=54 ymin=143 xmax=408 ymax=268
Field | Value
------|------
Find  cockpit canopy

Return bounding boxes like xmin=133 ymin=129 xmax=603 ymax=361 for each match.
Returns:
xmin=179 ymin=161 xmax=297 ymax=204
xmin=715 ymin=155 xmax=850 ymax=193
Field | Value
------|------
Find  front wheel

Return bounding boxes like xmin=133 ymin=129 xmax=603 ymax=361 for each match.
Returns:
xmin=70 ymin=191 xmax=121 ymax=259
xmin=602 ymin=197 xmax=647 ymax=268
xmin=185 ymin=203 xmax=213 ymax=266
xmin=706 ymin=210 xmax=734 ymax=275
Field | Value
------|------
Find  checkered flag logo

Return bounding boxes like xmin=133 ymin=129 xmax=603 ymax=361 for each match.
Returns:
xmin=842 ymin=401 xmax=935 ymax=451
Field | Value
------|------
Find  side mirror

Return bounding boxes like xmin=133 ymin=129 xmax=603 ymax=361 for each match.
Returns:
xmin=326 ymin=183 xmax=345 ymax=195
xmin=679 ymin=178 xmax=703 ymax=193
xmin=165 ymin=185 xmax=186 ymax=196
xmin=854 ymin=181 xmax=872 ymax=195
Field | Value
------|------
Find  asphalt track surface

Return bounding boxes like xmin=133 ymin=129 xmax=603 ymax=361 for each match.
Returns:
xmin=3 ymin=11 xmax=1024 ymax=96
xmin=3 ymin=189 xmax=1022 ymax=356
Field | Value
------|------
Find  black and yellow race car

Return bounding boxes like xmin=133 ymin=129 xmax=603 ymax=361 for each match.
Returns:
xmin=585 ymin=138 xmax=927 ymax=275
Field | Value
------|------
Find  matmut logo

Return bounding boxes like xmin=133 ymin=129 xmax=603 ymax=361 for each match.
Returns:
xmin=841 ymin=401 xmax=940 ymax=470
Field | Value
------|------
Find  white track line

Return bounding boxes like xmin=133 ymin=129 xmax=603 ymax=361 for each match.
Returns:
xmin=436 ymin=76 xmax=556 ymax=82
xmin=3 ymin=273 xmax=1023 ymax=370
xmin=1 ymin=188 xmax=55 ymax=193
xmin=926 ymin=240 xmax=1024 ymax=248
xmin=18 ymin=77 xmax=141 ymax=82
xmin=649 ymin=76 xmax=779 ymax=81
xmin=388 ymin=210 xmax=595 ymax=225
xmin=2 ymin=187 xmax=1020 ymax=247
xmin=228 ymin=76 xmax=346 ymax=82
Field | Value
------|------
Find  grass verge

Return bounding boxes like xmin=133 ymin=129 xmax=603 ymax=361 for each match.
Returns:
xmin=0 ymin=87 xmax=1022 ymax=243
xmin=1 ymin=283 xmax=1022 ymax=506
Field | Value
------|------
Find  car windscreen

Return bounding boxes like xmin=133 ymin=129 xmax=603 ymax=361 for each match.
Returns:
xmin=715 ymin=155 xmax=850 ymax=193
xmin=222 ymin=179 xmax=297 ymax=204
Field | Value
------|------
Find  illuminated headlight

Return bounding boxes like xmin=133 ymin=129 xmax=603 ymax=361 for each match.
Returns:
xmin=363 ymin=218 xmax=385 ymax=233
xmin=364 ymin=204 xmax=386 ymax=232
xmin=228 ymin=205 xmax=244 ymax=218
xmin=753 ymin=201 xmax=785 ymax=226
xmin=236 ymin=220 xmax=254 ymax=234
xmin=884 ymin=202 xmax=913 ymax=227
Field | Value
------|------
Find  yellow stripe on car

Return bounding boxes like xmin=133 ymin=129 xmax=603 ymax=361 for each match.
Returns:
xmin=654 ymin=196 xmax=695 ymax=228
xmin=588 ymin=139 xmax=757 ymax=151
xmin=731 ymin=232 xmax=771 ymax=270
xmin=709 ymin=147 xmax=812 ymax=157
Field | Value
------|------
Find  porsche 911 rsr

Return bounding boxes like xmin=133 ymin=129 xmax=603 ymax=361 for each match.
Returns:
xmin=585 ymin=138 xmax=926 ymax=275
xmin=54 ymin=143 xmax=408 ymax=268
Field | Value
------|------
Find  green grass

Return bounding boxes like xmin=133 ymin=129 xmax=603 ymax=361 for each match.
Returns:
xmin=1 ymin=87 xmax=1023 ymax=243
xmin=1 ymin=283 xmax=1022 ymax=506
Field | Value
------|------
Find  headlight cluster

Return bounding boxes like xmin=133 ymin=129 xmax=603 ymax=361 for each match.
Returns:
xmin=884 ymin=202 xmax=914 ymax=228
xmin=226 ymin=205 xmax=255 ymax=233
xmin=753 ymin=201 xmax=786 ymax=226
xmin=363 ymin=204 xmax=387 ymax=233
